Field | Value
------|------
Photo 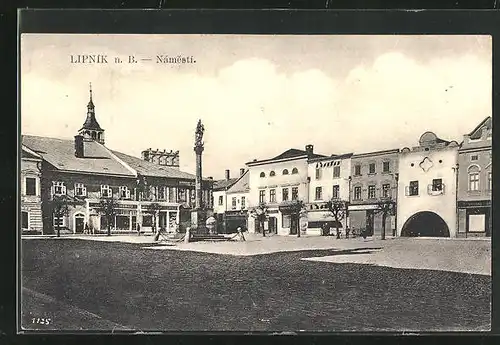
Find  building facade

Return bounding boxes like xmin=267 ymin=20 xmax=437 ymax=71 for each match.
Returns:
xmin=212 ymin=169 xmax=241 ymax=233
xmin=397 ymin=132 xmax=460 ymax=237
xmin=20 ymin=146 xmax=43 ymax=234
xmin=348 ymin=149 xmax=399 ymax=237
xmin=457 ymin=117 xmax=492 ymax=237
xmin=21 ymin=85 xmax=212 ymax=235
xmin=246 ymin=145 xmax=324 ymax=235
xmin=225 ymin=169 xmax=250 ymax=233
xmin=306 ymin=153 xmax=353 ymax=235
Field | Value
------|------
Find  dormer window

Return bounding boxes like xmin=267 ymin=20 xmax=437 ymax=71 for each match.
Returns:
xmin=75 ymin=183 xmax=87 ymax=197
xmin=52 ymin=181 xmax=66 ymax=196
xmin=101 ymin=185 xmax=112 ymax=198
xmin=119 ymin=186 xmax=130 ymax=199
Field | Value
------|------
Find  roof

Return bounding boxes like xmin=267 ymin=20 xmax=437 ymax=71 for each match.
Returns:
xmin=80 ymin=111 xmax=103 ymax=131
xmin=468 ymin=116 xmax=492 ymax=139
xmin=247 ymin=148 xmax=326 ymax=165
xmin=227 ymin=170 xmax=249 ymax=194
xmin=213 ymin=178 xmax=239 ymax=191
xmin=22 ymin=145 xmax=43 ymax=160
xmin=111 ymin=150 xmax=196 ymax=180
xmin=351 ymin=148 xmax=400 ymax=159
xmin=309 ymin=152 xmax=353 ymax=163
xmin=22 ymin=135 xmax=135 ymax=177
xmin=22 ymin=135 xmax=197 ymax=180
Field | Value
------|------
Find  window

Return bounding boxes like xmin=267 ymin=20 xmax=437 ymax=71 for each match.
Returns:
xmin=469 ymin=173 xmax=480 ymax=191
xmin=52 ymin=181 xmax=66 ymax=196
xmin=282 ymin=214 xmax=291 ymax=228
xmin=354 ymin=165 xmax=361 ymax=176
xmin=282 ymin=188 xmax=289 ymax=201
xmin=332 ymin=185 xmax=339 ymax=199
xmin=283 ymin=169 xmax=289 ymax=175
xmin=218 ymin=195 xmax=223 ymax=205
xmin=383 ymin=161 xmax=390 ymax=173
xmin=22 ymin=211 xmax=29 ymax=229
xmin=101 ymin=185 xmax=112 ymax=198
xmin=232 ymin=197 xmax=237 ymax=209
xmin=368 ymin=185 xmax=376 ymax=199
xmin=315 ymin=187 xmax=323 ymax=200
xmin=369 ymin=163 xmax=376 ymax=174
xmin=432 ymin=179 xmax=443 ymax=192
xmin=119 ymin=186 xmax=130 ymax=199
xmin=409 ymin=181 xmax=419 ymax=196
xmin=354 ymin=186 xmax=362 ymax=200
xmin=291 ymin=187 xmax=298 ymax=200
xmin=315 ymin=167 xmax=322 ymax=180
xmin=25 ymin=177 xmax=36 ymax=196
xmin=241 ymin=196 xmax=246 ymax=209
xmin=382 ymin=184 xmax=391 ymax=198
xmin=270 ymin=189 xmax=276 ymax=203
xmin=291 ymin=168 xmax=298 ymax=174
xmin=178 ymin=188 xmax=187 ymax=202
xmin=53 ymin=214 xmax=65 ymax=227
xmin=74 ymin=183 xmax=86 ymax=197
xmin=260 ymin=172 xmax=265 ymax=178
xmin=158 ymin=186 xmax=166 ymax=200
xmin=488 ymin=172 xmax=492 ymax=191
xmin=168 ymin=187 xmax=176 ymax=202
xmin=471 ymin=155 xmax=478 ymax=161
xmin=333 ymin=166 xmax=340 ymax=178
xmin=270 ymin=171 xmax=276 ymax=177
xmin=259 ymin=190 xmax=266 ymax=203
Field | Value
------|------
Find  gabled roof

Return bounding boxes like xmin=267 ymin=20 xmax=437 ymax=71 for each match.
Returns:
xmin=227 ymin=170 xmax=249 ymax=194
xmin=111 ymin=150 xmax=196 ymax=180
xmin=468 ymin=116 xmax=492 ymax=140
xmin=22 ymin=135 xmax=135 ymax=177
xmin=213 ymin=178 xmax=239 ymax=191
xmin=22 ymin=145 xmax=43 ymax=160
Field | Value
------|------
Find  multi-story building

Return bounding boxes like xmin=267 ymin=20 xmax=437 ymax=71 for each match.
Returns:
xmin=348 ymin=149 xmax=399 ymax=237
xmin=306 ymin=153 xmax=353 ymax=235
xmin=21 ymin=85 xmax=212 ymax=234
xmin=20 ymin=145 xmax=43 ymax=234
xmin=225 ymin=169 xmax=250 ymax=233
xmin=397 ymin=131 xmax=460 ymax=237
xmin=457 ymin=117 xmax=492 ymax=237
xmin=246 ymin=145 xmax=325 ymax=235
xmin=212 ymin=169 xmax=241 ymax=233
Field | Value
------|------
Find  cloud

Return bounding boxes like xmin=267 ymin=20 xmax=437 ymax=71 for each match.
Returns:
xmin=21 ymin=36 xmax=491 ymax=179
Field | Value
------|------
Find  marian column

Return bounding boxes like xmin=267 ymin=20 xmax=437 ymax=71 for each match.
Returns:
xmin=191 ymin=119 xmax=206 ymax=232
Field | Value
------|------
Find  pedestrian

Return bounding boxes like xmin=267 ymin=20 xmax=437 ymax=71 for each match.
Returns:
xmin=84 ymin=222 xmax=89 ymax=235
xmin=345 ymin=226 xmax=350 ymax=239
xmin=136 ymin=222 xmax=141 ymax=236
xmin=237 ymin=227 xmax=246 ymax=241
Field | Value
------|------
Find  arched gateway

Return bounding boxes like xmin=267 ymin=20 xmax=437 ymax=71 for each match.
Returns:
xmin=401 ymin=211 xmax=450 ymax=237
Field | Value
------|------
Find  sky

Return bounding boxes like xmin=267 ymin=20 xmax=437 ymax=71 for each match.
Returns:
xmin=21 ymin=34 xmax=492 ymax=180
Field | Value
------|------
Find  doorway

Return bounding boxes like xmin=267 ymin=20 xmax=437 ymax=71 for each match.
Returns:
xmin=365 ymin=210 xmax=375 ymax=236
xmin=74 ymin=214 xmax=85 ymax=233
xmin=268 ymin=217 xmax=277 ymax=234
xmin=290 ymin=215 xmax=298 ymax=235
xmin=401 ymin=211 xmax=450 ymax=237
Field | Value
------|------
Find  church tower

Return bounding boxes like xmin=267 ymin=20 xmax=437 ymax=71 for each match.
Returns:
xmin=78 ymin=82 xmax=105 ymax=145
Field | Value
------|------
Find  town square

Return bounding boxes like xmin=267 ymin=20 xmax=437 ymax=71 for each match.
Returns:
xmin=20 ymin=34 xmax=491 ymax=332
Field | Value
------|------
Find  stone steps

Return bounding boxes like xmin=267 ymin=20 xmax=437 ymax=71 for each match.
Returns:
xmin=190 ymin=234 xmax=229 ymax=242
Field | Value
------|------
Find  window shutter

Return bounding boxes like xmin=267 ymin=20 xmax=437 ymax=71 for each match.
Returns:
xmin=62 ymin=185 xmax=67 ymax=195
xmin=427 ymin=184 xmax=432 ymax=194
xmin=126 ymin=190 xmax=131 ymax=199
xmin=405 ymin=186 xmax=409 ymax=196
xmin=83 ymin=187 xmax=87 ymax=196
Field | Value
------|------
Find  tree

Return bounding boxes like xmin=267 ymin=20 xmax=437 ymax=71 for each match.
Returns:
xmin=249 ymin=203 xmax=269 ymax=237
xmin=52 ymin=195 xmax=70 ymax=237
xmin=325 ymin=198 xmax=348 ymax=239
xmin=375 ymin=200 xmax=396 ymax=240
xmin=95 ymin=196 xmax=118 ymax=236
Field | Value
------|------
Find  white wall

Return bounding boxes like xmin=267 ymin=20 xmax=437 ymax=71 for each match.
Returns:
xmin=213 ymin=190 xmax=227 ymax=213
xmin=226 ymin=191 xmax=249 ymax=211
xmin=397 ymin=147 xmax=458 ymax=237
xmin=308 ymin=158 xmax=351 ymax=202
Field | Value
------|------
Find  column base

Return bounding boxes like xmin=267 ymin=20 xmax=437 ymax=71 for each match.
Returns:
xmin=191 ymin=209 xmax=208 ymax=234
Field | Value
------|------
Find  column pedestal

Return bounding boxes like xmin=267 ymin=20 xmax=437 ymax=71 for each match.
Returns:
xmin=191 ymin=208 xmax=208 ymax=234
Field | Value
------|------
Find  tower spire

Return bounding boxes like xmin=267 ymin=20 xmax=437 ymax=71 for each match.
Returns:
xmin=89 ymin=82 xmax=92 ymax=102
xmin=79 ymin=82 xmax=104 ymax=144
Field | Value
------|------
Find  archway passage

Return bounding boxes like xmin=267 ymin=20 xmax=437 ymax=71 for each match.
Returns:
xmin=401 ymin=211 xmax=450 ymax=237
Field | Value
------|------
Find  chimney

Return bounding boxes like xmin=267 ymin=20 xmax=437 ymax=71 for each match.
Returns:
xmin=225 ymin=169 xmax=230 ymax=180
xmin=305 ymin=144 xmax=314 ymax=157
xmin=240 ymin=168 xmax=245 ymax=176
xmin=74 ymin=135 xmax=84 ymax=158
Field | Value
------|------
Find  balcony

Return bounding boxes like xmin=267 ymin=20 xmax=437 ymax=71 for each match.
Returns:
xmin=427 ymin=184 xmax=445 ymax=196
